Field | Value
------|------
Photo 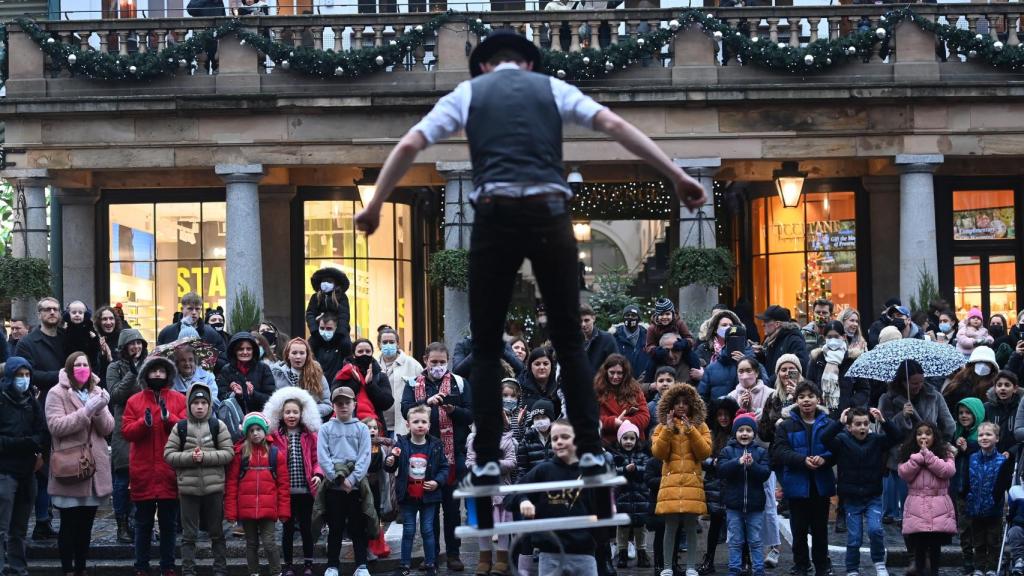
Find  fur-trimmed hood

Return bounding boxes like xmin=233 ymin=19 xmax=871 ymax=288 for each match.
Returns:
xmin=263 ymin=386 xmax=322 ymax=434
xmin=137 ymin=355 xmax=177 ymax=389
xmin=702 ymin=310 xmax=743 ymax=344
xmin=310 ymin=267 xmax=351 ymax=294
xmin=656 ymin=383 xmax=706 ymax=427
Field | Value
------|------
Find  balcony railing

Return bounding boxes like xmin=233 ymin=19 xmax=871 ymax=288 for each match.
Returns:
xmin=4 ymin=3 xmax=1023 ymax=99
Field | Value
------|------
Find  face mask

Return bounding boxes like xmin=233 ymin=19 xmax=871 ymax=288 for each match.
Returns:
xmin=624 ymin=316 xmax=639 ymax=330
xmin=939 ymin=322 xmax=952 ymax=333
xmin=845 ymin=327 xmax=857 ymax=338
xmin=502 ymin=399 xmax=518 ymax=412
xmin=261 ymin=331 xmax=276 ymax=346
xmin=210 ymin=323 xmax=224 ymax=332
xmin=990 ymin=325 xmax=1006 ymax=338
xmin=893 ymin=318 xmax=907 ymax=331
xmin=13 ymin=376 xmax=30 ymax=393
xmin=533 ymin=418 xmax=551 ymax=432
xmin=738 ymin=371 xmax=757 ymax=387
xmin=258 ymin=347 xmax=265 ymax=360
xmin=319 ymin=329 xmax=335 ymax=341
xmin=975 ymin=363 xmax=993 ymax=377
xmin=825 ymin=338 xmax=846 ymax=351
xmin=381 ymin=343 xmax=398 ymax=357
xmin=716 ymin=327 xmax=729 ymax=339
xmin=320 ymin=281 xmax=335 ymax=293
xmin=181 ymin=315 xmax=195 ymax=326
xmin=429 ymin=364 xmax=448 ymax=380
xmin=352 ymin=355 xmax=373 ymax=371
xmin=148 ymin=377 xmax=167 ymax=390
xmin=73 ymin=366 xmax=92 ymax=384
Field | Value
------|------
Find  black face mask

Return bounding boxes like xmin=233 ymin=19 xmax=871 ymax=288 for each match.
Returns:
xmin=210 ymin=323 xmax=224 ymax=332
xmin=990 ymin=324 xmax=1006 ymax=338
xmin=623 ymin=315 xmax=639 ymax=330
xmin=892 ymin=318 xmax=907 ymax=331
xmin=261 ymin=331 xmax=277 ymax=346
xmin=147 ymin=377 xmax=168 ymax=390
xmin=352 ymin=355 xmax=373 ymax=372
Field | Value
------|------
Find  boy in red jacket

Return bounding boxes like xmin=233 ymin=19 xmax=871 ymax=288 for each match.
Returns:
xmin=121 ymin=356 xmax=186 ymax=576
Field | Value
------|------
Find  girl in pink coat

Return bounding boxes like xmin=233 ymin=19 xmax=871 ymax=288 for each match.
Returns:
xmin=898 ymin=421 xmax=957 ymax=576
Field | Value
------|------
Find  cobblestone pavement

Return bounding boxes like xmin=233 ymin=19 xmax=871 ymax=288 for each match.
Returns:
xmin=25 ymin=505 xmax=973 ymax=576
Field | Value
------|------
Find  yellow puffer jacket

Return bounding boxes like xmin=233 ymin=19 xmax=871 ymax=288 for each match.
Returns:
xmin=651 ymin=383 xmax=712 ymax=515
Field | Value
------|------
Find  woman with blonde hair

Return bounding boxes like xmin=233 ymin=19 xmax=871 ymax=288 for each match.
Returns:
xmin=839 ymin=308 xmax=867 ymax=356
xmin=271 ymin=337 xmax=332 ymax=421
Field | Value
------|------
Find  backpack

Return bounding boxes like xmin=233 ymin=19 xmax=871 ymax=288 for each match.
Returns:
xmin=217 ymin=397 xmax=245 ymax=443
xmin=176 ymin=418 xmax=220 ymax=451
xmin=239 ymin=445 xmax=278 ymax=480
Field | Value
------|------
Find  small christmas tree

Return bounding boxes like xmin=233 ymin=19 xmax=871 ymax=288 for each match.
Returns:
xmin=588 ymin=266 xmax=641 ymax=331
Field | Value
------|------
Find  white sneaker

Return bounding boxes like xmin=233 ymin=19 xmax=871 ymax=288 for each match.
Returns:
xmin=848 ymin=572 xmax=860 ymax=576
xmin=353 ymin=567 xmax=372 ymax=576
xmin=660 ymin=570 xmax=674 ymax=576
xmin=628 ymin=541 xmax=636 ymax=560
xmin=323 ymin=568 xmax=339 ymax=576
xmin=875 ymin=563 xmax=888 ymax=576
xmin=687 ymin=570 xmax=700 ymax=576
xmin=765 ymin=547 xmax=780 ymax=568
xmin=986 ymin=572 xmax=997 ymax=576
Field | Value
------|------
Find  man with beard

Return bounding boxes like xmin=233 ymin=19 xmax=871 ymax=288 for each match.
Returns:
xmin=611 ymin=305 xmax=651 ymax=382
xmin=752 ymin=305 xmax=809 ymax=382
xmin=157 ymin=292 xmax=227 ymax=373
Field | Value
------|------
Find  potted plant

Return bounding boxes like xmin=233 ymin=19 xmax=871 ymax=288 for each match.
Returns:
xmin=428 ymin=249 xmax=469 ymax=291
xmin=668 ymin=246 xmax=735 ymax=290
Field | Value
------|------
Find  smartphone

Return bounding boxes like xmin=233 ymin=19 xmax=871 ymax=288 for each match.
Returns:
xmin=725 ymin=325 xmax=748 ymax=356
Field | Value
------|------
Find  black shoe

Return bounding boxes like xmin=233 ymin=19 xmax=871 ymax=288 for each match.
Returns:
xmin=637 ymin=550 xmax=651 ymax=568
xmin=697 ymin=553 xmax=715 ymax=576
xmin=32 ymin=520 xmax=58 ymax=540
xmin=882 ymin=515 xmax=893 ymax=525
xmin=616 ymin=550 xmax=629 ymax=569
xmin=788 ymin=566 xmax=809 ymax=576
xmin=116 ymin=515 xmax=133 ymax=544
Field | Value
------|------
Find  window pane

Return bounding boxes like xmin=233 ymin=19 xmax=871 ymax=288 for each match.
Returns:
xmin=767 ymin=195 xmax=805 ymax=254
xmin=367 ymin=259 xmax=397 ymax=339
xmin=202 ymin=202 xmax=227 ymax=260
xmin=305 ymin=201 xmax=355 ymax=259
xmin=109 ymin=204 xmax=154 ymax=262
xmin=352 ymin=258 xmax=370 ymax=338
xmin=367 ymin=203 xmax=395 ymax=259
xmin=157 ymin=260 xmax=203 ymax=326
xmin=953 ymin=190 xmax=1015 ymax=241
xmin=989 ymin=256 xmax=1017 ymax=322
xmin=954 ymin=256 xmax=983 ymax=317
xmin=768 ymin=253 xmax=806 ymax=315
xmin=751 ymin=197 xmax=765 ymax=255
xmin=109 ymin=263 xmax=157 ymax=342
xmin=396 ymin=204 xmax=413 ymax=261
xmin=398 ymin=261 xmax=413 ymax=352
xmin=156 ymin=203 xmax=202 ymax=260
xmin=752 ymin=255 xmax=767 ymax=328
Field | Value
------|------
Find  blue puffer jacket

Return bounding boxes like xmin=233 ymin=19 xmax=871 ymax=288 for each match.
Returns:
xmin=611 ymin=445 xmax=651 ymax=526
xmin=698 ymin=351 xmax=767 ymax=404
xmin=772 ymin=406 xmax=838 ymax=499
xmin=966 ymin=449 xmax=1012 ymax=518
xmin=612 ymin=325 xmax=652 ymax=382
xmin=717 ymin=439 xmax=771 ymax=513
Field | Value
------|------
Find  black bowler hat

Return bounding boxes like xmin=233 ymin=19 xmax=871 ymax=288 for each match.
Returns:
xmin=469 ymin=30 xmax=543 ymax=78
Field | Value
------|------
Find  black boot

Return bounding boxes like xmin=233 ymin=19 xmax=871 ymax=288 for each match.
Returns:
xmin=616 ymin=549 xmax=629 ymax=568
xmin=116 ymin=514 xmax=133 ymax=544
xmin=636 ymin=549 xmax=651 ymax=569
xmin=32 ymin=519 xmax=58 ymax=540
xmin=697 ymin=552 xmax=716 ymax=576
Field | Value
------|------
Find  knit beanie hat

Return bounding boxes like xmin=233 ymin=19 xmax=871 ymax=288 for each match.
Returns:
xmin=242 ymin=412 xmax=270 ymax=434
xmin=732 ymin=412 xmax=758 ymax=435
xmin=617 ymin=420 xmax=640 ymax=443
xmin=775 ymin=353 xmax=802 ymax=376
xmin=527 ymin=399 xmax=556 ymax=423
xmin=654 ymin=298 xmax=675 ymax=315
xmin=968 ymin=307 xmax=983 ymax=320
xmin=878 ymin=325 xmax=902 ymax=344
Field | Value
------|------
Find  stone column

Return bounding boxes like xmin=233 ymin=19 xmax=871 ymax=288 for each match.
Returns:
xmin=2 ymin=169 xmax=51 ymax=321
xmin=216 ymin=164 xmax=266 ymax=319
xmin=895 ymin=154 xmax=943 ymax=308
xmin=56 ymin=189 xmax=100 ymax=308
xmin=437 ymin=161 xmax=474 ymax=351
xmin=674 ymin=158 xmax=721 ymax=317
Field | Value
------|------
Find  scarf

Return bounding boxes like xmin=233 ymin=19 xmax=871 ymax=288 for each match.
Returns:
xmin=622 ymin=326 xmax=641 ymax=347
xmin=415 ymin=372 xmax=455 ymax=483
xmin=287 ymin=367 xmax=300 ymax=387
xmin=711 ymin=337 xmax=725 ymax=364
xmin=820 ymin=348 xmax=845 ymax=411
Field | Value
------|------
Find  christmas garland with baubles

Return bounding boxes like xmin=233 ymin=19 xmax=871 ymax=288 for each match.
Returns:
xmin=13 ymin=7 xmax=1024 ymax=83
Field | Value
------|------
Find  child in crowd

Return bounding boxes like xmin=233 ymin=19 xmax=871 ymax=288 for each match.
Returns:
xmin=958 ymin=308 xmax=994 ymax=358
xmin=466 ymin=411 xmax=517 ymax=576
xmin=647 ymin=367 xmax=678 ymax=438
xmin=163 ymin=383 xmax=234 ymax=576
xmin=773 ymin=382 xmax=836 ymax=576
xmin=304 ymin=267 xmax=352 ymax=342
xmin=984 ymin=370 xmax=1021 ymax=455
xmin=652 ymin=383 xmax=711 ymax=576
xmin=385 ymin=404 xmax=448 ymax=576
xmin=727 ymin=357 xmax=770 ymax=420
xmin=225 ymin=412 xmax=290 ymax=576
xmin=899 ymin=421 xmax=957 ymax=576
xmin=364 ymin=416 xmax=394 ymax=560
xmin=822 ymin=407 xmax=904 ymax=576
xmin=611 ymin=420 xmax=651 ymax=569
xmin=501 ymin=378 xmax=527 ymax=444
xmin=63 ymin=300 xmax=101 ymax=368
xmin=699 ymin=396 xmax=740 ymax=576
xmin=717 ymin=412 xmax=771 ymax=576
xmin=506 ymin=420 xmax=601 ymax=575
xmin=963 ymin=422 xmax=1014 ymax=576
xmin=318 ymin=387 xmax=372 ymax=576
xmin=954 ymin=397 xmax=985 ymax=575
xmin=121 ymin=356 xmax=187 ymax=576
xmin=264 ymin=388 xmax=324 ymax=576
xmin=516 ymin=400 xmax=556 ymax=477
xmin=1005 ymin=478 xmax=1024 ymax=576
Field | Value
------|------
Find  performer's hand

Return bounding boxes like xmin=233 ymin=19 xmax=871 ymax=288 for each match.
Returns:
xmin=672 ymin=171 xmax=707 ymax=211
xmin=520 ymin=500 xmax=536 ymax=519
xmin=355 ymin=207 xmax=382 ymax=235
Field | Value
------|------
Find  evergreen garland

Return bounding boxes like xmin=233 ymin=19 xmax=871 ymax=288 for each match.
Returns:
xmin=13 ymin=7 xmax=1024 ymax=83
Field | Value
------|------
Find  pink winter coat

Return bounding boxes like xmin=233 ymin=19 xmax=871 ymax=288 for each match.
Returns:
xmin=898 ymin=448 xmax=957 ymax=535
xmin=46 ymin=370 xmax=115 ymax=499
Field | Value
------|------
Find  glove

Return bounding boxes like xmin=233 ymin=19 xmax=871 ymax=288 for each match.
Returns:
xmin=145 ymin=408 xmax=153 ymax=427
xmin=159 ymin=397 xmax=169 ymax=421
xmin=84 ymin=394 xmax=106 ymax=415
xmin=673 ymin=338 xmax=690 ymax=352
xmin=652 ymin=347 xmax=669 ymax=362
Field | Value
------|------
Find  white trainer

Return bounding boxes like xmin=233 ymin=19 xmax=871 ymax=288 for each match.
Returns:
xmin=875 ymin=563 xmax=889 ymax=576
xmin=323 ymin=569 xmax=339 ymax=576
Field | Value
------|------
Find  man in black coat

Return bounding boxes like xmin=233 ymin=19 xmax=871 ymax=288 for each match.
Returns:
xmin=581 ymin=304 xmax=617 ymax=373
xmin=754 ymin=305 xmax=809 ymax=382
xmin=157 ymin=292 xmax=227 ymax=373
xmin=0 ymin=356 xmax=48 ymax=576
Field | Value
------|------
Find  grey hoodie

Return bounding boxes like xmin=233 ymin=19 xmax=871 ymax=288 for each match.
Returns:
xmin=317 ymin=415 xmax=371 ymax=488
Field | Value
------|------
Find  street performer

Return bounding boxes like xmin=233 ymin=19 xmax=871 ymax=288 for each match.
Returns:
xmin=354 ymin=30 xmax=706 ymax=513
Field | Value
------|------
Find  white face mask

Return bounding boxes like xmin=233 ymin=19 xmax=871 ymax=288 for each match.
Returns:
xmin=974 ymin=363 xmax=993 ymax=377
xmin=533 ymin=418 xmax=551 ymax=432
xmin=716 ymin=327 xmax=729 ymax=339
xmin=429 ymin=364 xmax=448 ymax=379
xmin=825 ymin=338 xmax=846 ymax=351
xmin=321 ymin=281 xmax=335 ymax=293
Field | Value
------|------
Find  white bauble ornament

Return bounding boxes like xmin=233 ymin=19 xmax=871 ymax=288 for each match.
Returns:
xmin=751 ymin=36 xmax=759 ymax=43
xmin=968 ymin=49 xmax=977 ymax=57
xmin=804 ymin=54 xmax=814 ymax=65
xmin=825 ymin=57 xmax=832 ymax=64
xmin=637 ymin=38 xmax=645 ymax=46
xmin=605 ymin=61 xmax=614 ymax=71
xmin=847 ymin=46 xmax=857 ymax=55
xmin=68 ymin=53 xmax=77 ymax=65
xmin=129 ymin=65 xmax=137 ymax=73
xmin=713 ymin=30 xmax=722 ymax=40
xmin=875 ymin=27 xmax=886 ymax=39
xmin=375 ymin=55 xmax=385 ymax=65
xmin=46 ymin=37 xmax=55 ymax=44
xmin=994 ymin=41 xmax=1004 ymax=51
xmin=777 ymin=42 xmax=786 ymax=49
xmin=582 ymin=56 xmax=590 ymax=65
xmin=415 ymin=25 xmax=423 ymax=31
xmin=669 ymin=19 xmax=679 ymax=31
xmin=976 ymin=34 xmax=984 ymax=41
xmin=335 ymin=66 xmax=344 ymax=75
xmin=281 ymin=60 xmax=290 ymax=69
xmin=556 ymin=69 xmax=566 ymax=78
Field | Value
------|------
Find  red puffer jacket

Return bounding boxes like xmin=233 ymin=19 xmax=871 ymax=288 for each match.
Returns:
xmin=225 ymin=440 xmax=290 ymax=522
xmin=122 ymin=365 xmax=186 ymax=502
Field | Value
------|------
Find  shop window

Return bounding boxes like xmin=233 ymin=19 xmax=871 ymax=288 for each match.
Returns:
xmin=750 ymin=191 xmax=857 ymax=323
xmin=108 ymin=202 xmax=226 ymax=342
xmin=953 ymin=255 xmax=1017 ymax=322
xmin=303 ymin=200 xmax=414 ymax=352
xmin=953 ymin=190 xmax=1015 ymax=241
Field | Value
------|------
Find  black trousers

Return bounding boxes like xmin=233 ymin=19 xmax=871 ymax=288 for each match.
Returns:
xmin=789 ymin=496 xmax=830 ymax=573
xmin=468 ymin=197 xmax=601 ymax=464
xmin=57 ymin=505 xmax=98 ymax=573
xmin=325 ymin=490 xmax=367 ymax=568
xmin=282 ymin=492 xmax=315 ymax=564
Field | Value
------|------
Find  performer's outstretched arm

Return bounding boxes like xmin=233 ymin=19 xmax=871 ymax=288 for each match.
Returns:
xmin=354 ymin=130 xmax=428 ymax=235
